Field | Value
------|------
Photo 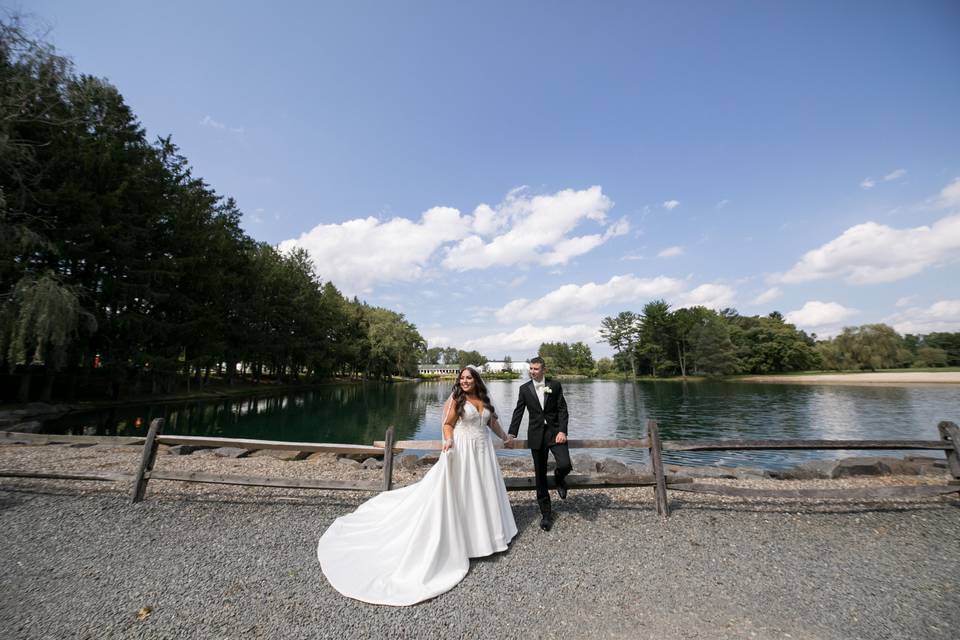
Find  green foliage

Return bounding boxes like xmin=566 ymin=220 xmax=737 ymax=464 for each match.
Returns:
xmin=454 ymin=350 xmax=488 ymax=368
xmin=913 ymin=346 xmax=948 ymax=368
xmin=0 ymin=272 xmax=96 ymax=370
xmin=537 ymin=341 xmax=594 ymax=375
xmin=920 ymin=332 xmax=960 ymax=366
xmin=689 ymin=313 xmax=739 ymax=376
xmin=0 ymin=18 xmax=428 ymax=398
xmin=599 ymin=311 xmax=641 ymax=377
xmin=730 ymin=314 xmax=819 ymax=373
xmin=818 ymin=324 xmax=912 ymax=371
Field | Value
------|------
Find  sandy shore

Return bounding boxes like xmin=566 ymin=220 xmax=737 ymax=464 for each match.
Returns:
xmin=736 ymin=371 xmax=960 ymax=385
xmin=1 ymin=443 xmax=958 ymax=639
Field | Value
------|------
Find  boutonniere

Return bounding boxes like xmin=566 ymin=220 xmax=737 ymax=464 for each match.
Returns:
xmin=543 ymin=386 xmax=553 ymax=394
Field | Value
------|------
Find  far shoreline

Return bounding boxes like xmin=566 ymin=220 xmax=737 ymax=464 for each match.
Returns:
xmin=731 ymin=371 xmax=960 ymax=385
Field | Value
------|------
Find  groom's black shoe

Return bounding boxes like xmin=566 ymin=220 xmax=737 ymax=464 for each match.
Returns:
xmin=556 ymin=478 xmax=568 ymax=500
xmin=539 ymin=513 xmax=554 ymax=531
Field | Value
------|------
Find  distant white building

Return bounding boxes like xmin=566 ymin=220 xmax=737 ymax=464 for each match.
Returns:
xmin=417 ymin=364 xmax=460 ymax=375
xmin=417 ymin=361 xmax=521 ymax=376
xmin=481 ymin=361 xmax=513 ymax=373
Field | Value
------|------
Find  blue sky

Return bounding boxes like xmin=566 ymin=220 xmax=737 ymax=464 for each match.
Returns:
xmin=19 ymin=0 xmax=960 ymax=358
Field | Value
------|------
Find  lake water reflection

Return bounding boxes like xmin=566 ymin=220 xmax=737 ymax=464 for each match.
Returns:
xmin=40 ymin=379 xmax=957 ymax=469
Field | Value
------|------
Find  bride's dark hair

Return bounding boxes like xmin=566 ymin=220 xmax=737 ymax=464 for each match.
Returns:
xmin=450 ymin=366 xmax=498 ymax=419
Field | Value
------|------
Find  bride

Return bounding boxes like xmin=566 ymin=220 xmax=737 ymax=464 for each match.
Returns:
xmin=317 ymin=365 xmax=518 ymax=606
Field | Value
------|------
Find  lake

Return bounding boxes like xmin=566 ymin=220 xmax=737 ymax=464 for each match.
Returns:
xmin=38 ymin=379 xmax=958 ymax=469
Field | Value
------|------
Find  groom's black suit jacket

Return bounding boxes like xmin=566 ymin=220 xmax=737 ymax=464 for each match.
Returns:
xmin=508 ymin=379 xmax=569 ymax=450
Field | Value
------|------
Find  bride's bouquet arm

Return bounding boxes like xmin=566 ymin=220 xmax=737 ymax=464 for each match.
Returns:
xmin=441 ymin=396 xmax=457 ymax=452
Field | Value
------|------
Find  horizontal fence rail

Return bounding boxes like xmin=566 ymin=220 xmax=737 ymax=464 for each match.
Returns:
xmin=1 ymin=420 xmax=957 ymax=517
xmin=0 ymin=431 xmax=146 ymax=446
xmin=374 ymin=438 xmax=651 ymax=450
xmin=662 ymin=439 xmax=954 ymax=452
xmin=153 ymin=434 xmax=385 ymax=456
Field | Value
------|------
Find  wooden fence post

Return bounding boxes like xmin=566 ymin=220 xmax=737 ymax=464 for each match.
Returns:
xmin=132 ymin=418 xmax=164 ymax=503
xmin=937 ymin=421 xmax=960 ymax=480
xmin=647 ymin=419 xmax=670 ymax=517
xmin=382 ymin=426 xmax=396 ymax=491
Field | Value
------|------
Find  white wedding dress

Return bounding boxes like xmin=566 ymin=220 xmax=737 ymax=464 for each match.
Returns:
xmin=317 ymin=402 xmax=518 ymax=606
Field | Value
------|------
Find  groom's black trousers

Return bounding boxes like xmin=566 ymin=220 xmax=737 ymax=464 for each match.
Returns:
xmin=531 ymin=442 xmax=572 ymax=515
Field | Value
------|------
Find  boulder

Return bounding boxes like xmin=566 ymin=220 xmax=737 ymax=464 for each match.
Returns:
xmin=167 ymin=445 xmax=209 ymax=456
xmin=10 ymin=421 xmax=43 ymax=433
xmin=399 ymin=454 xmax=419 ymax=471
xmin=250 ymin=449 xmax=309 ymax=461
xmin=25 ymin=403 xmax=59 ymax=415
xmin=902 ymin=455 xmax=949 ymax=477
xmin=307 ymin=452 xmax=336 ymax=462
xmin=337 ymin=457 xmax=361 ymax=469
xmin=832 ymin=456 xmax=896 ymax=478
xmin=212 ymin=447 xmax=250 ymax=459
xmin=597 ymin=458 xmax=630 ymax=475
xmin=770 ymin=459 xmax=839 ymax=480
xmin=669 ymin=465 xmax=738 ymax=479
xmin=361 ymin=457 xmax=383 ymax=470
xmin=417 ymin=454 xmax=440 ymax=467
xmin=627 ymin=463 xmax=651 ymax=476
xmin=732 ymin=467 xmax=771 ymax=480
xmin=571 ymin=455 xmax=599 ymax=474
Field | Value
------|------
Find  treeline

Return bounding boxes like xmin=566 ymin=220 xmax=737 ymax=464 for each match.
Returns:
xmin=600 ymin=300 xmax=959 ymax=377
xmin=420 ymin=347 xmax=489 ymax=368
xmin=817 ymin=326 xmax=958 ymax=370
xmin=0 ymin=19 xmax=425 ymax=402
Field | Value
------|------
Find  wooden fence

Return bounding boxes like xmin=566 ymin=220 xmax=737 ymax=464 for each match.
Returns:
xmin=1 ymin=419 xmax=958 ymax=517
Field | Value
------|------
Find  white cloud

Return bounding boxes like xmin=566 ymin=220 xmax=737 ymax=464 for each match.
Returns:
xmin=278 ymin=206 xmax=470 ymax=294
xmin=281 ymin=186 xmax=628 ymax=294
xmin=717 ymin=199 xmax=730 ymax=209
xmin=860 ymin=169 xmax=905 ymax=190
xmin=785 ymin=301 xmax=858 ymax=335
xmin=657 ymin=245 xmax=684 ymax=258
xmin=200 ymin=114 xmax=244 ymax=134
xmin=894 ymin=296 xmax=915 ymax=308
xmin=462 ymin=323 xmax=600 ymax=353
xmin=442 ymin=186 xmax=624 ymax=270
xmin=884 ymin=299 xmax=960 ymax=334
xmin=937 ymin=177 xmax=960 ymax=209
xmin=673 ymin=283 xmax=736 ymax=310
xmin=494 ymin=274 xmax=685 ymax=323
xmin=751 ymin=287 xmax=783 ymax=305
xmin=883 ymin=168 xmax=906 ymax=182
xmin=773 ymin=213 xmax=960 ymax=285
xmin=662 ymin=200 xmax=680 ymax=210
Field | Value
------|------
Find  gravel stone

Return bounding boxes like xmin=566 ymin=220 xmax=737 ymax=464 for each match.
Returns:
xmin=1 ymin=443 xmax=957 ymax=640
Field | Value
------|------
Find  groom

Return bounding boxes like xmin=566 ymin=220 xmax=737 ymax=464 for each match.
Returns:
xmin=508 ymin=357 xmax=572 ymax=531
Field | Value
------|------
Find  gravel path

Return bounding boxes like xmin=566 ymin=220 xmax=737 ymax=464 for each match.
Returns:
xmin=1 ymin=466 xmax=958 ymax=640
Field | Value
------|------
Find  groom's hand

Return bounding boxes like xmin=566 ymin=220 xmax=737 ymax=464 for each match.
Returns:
xmin=503 ymin=435 xmax=515 ymax=449
xmin=555 ymin=432 xmax=567 ymax=444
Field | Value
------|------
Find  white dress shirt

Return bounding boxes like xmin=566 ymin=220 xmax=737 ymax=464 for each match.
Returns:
xmin=533 ymin=379 xmax=546 ymax=409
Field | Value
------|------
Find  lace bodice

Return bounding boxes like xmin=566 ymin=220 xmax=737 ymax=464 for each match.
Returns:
xmin=455 ymin=402 xmax=492 ymax=443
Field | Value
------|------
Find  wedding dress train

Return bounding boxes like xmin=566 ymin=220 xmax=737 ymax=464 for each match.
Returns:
xmin=317 ymin=403 xmax=517 ymax=606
